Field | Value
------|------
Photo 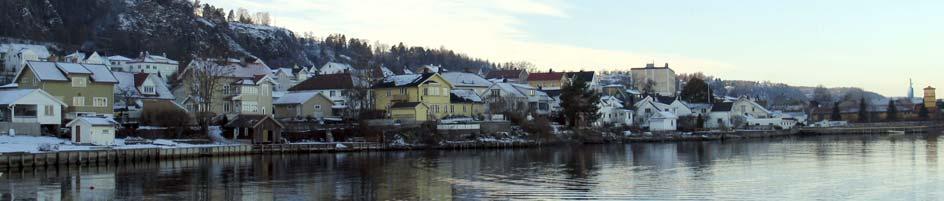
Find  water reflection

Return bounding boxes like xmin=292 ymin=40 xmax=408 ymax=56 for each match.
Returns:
xmin=3 ymin=134 xmax=944 ymax=200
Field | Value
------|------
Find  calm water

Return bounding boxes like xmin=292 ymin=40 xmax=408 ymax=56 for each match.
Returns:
xmin=2 ymin=134 xmax=944 ymax=200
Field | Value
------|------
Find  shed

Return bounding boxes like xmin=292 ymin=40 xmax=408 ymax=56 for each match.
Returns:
xmin=66 ymin=117 xmax=118 ymax=146
xmin=649 ymin=111 xmax=678 ymax=131
xmin=389 ymin=102 xmax=429 ymax=121
xmin=225 ymin=115 xmax=284 ymax=144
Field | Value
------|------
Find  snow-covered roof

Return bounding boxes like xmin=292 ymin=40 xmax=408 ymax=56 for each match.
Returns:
xmin=67 ymin=117 xmax=118 ymax=126
xmin=83 ymin=64 xmax=118 ymax=83
xmin=113 ymin=72 xmax=174 ymax=100
xmin=451 ymin=89 xmax=483 ymax=103
xmin=131 ymin=52 xmax=179 ymax=65
xmin=319 ymin=62 xmax=353 ymax=74
xmin=381 ymin=66 xmax=395 ymax=77
xmin=372 ymin=73 xmax=437 ymax=88
xmin=107 ymin=55 xmax=132 ymax=61
xmin=274 ymin=91 xmax=324 ymax=105
xmin=64 ymin=51 xmax=86 ymax=61
xmin=23 ymin=61 xmax=68 ymax=81
xmin=56 ymin=63 xmax=92 ymax=74
xmin=653 ymin=111 xmax=678 ymax=119
xmin=489 ymin=82 xmax=552 ymax=102
xmin=415 ymin=64 xmax=446 ymax=74
xmin=442 ymin=72 xmax=491 ymax=88
xmin=0 ymin=89 xmax=68 ymax=106
xmin=0 ymin=44 xmax=51 ymax=58
xmin=184 ymin=59 xmax=273 ymax=79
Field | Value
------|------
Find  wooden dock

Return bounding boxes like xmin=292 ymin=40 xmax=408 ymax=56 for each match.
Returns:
xmin=800 ymin=126 xmax=931 ymax=135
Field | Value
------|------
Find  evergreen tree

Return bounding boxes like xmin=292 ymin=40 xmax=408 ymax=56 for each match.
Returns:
xmin=680 ymin=77 xmax=710 ymax=103
xmin=830 ymin=102 xmax=842 ymax=121
xmin=919 ymin=104 xmax=930 ymax=120
xmin=227 ymin=10 xmax=235 ymax=22
xmin=561 ymin=77 xmax=600 ymax=128
xmin=887 ymin=99 xmax=899 ymax=121
xmin=858 ymin=97 xmax=869 ymax=122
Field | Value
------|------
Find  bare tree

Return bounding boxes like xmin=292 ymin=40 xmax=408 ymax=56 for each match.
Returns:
xmin=184 ymin=59 xmax=233 ymax=134
xmin=114 ymin=86 xmax=138 ymax=124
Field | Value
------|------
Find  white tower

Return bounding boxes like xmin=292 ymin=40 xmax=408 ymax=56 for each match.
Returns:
xmin=908 ymin=79 xmax=915 ymax=101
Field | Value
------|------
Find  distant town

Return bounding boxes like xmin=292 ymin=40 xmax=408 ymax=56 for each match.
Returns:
xmin=0 ymin=43 xmax=941 ymax=153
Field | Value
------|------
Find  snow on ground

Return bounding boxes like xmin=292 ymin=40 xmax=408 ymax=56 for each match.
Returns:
xmin=0 ymin=135 xmax=230 ymax=153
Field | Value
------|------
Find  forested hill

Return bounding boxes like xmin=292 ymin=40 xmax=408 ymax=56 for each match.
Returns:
xmin=0 ymin=0 xmax=496 ymax=72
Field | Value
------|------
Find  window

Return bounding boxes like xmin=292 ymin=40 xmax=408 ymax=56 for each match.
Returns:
xmin=73 ymin=97 xmax=85 ymax=106
xmin=386 ymin=90 xmax=392 ymax=97
xmin=71 ymin=77 xmax=87 ymax=87
xmin=491 ymin=89 xmax=500 ymax=96
xmin=242 ymin=102 xmax=258 ymax=113
xmin=93 ymin=97 xmax=108 ymax=107
xmin=399 ymin=88 xmax=407 ymax=95
xmin=142 ymin=86 xmax=155 ymax=94
xmin=330 ymin=90 xmax=337 ymax=97
xmin=530 ymin=90 xmax=535 ymax=96
xmin=13 ymin=105 xmax=37 ymax=117
xmin=44 ymin=105 xmax=54 ymax=116
xmin=315 ymin=105 xmax=322 ymax=109
xmin=450 ymin=105 xmax=455 ymax=113
xmin=224 ymin=103 xmax=231 ymax=112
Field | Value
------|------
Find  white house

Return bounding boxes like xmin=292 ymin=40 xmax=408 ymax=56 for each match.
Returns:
xmin=595 ymin=96 xmax=633 ymax=127
xmin=318 ymin=62 xmax=353 ymax=75
xmin=0 ymin=89 xmax=68 ymax=135
xmin=706 ymin=97 xmax=773 ymax=129
xmin=649 ymin=111 xmax=678 ymax=131
xmin=106 ymin=55 xmax=133 ymax=71
xmin=67 ymin=117 xmax=118 ymax=146
xmin=0 ymin=44 xmax=51 ymax=76
xmin=482 ymin=82 xmax=553 ymax=116
xmin=125 ymin=52 xmax=179 ymax=80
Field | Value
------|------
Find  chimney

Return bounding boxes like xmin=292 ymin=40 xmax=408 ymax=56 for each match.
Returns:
xmin=665 ymin=63 xmax=669 ymax=68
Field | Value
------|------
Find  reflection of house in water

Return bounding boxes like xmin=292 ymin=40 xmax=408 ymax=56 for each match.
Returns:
xmin=36 ymin=172 xmax=117 ymax=201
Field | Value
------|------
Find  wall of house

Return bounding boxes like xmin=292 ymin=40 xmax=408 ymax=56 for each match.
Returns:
xmin=18 ymin=70 xmax=114 ymax=119
xmin=273 ymin=96 xmax=334 ymax=119
xmin=12 ymin=91 xmax=63 ymax=125
xmin=373 ymin=74 xmax=453 ymax=120
xmin=127 ymin=62 xmax=177 ymax=79
xmin=707 ymin=112 xmax=733 ymax=129
xmin=732 ymin=100 xmax=770 ymax=118
xmin=528 ymin=79 xmax=563 ymax=90
xmin=251 ymin=119 xmax=283 ymax=144
xmin=449 ymin=102 xmax=484 ymax=117
xmin=71 ymin=123 xmax=115 ymax=146
xmin=650 ymin=118 xmax=677 ymax=131
xmin=631 ymin=68 xmax=677 ymax=96
xmin=390 ymin=105 xmax=429 ymax=121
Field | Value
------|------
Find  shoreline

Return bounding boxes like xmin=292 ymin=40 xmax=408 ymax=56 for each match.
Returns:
xmin=2 ymin=123 xmax=942 ymax=171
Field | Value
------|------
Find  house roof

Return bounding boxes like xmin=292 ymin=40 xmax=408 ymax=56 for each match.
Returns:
xmin=390 ymin=102 xmax=424 ymax=108
xmin=289 ymin=73 xmax=356 ymax=91
xmin=67 ymin=117 xmax=118 ymax=127
xmin=56 ymin=63 xmax=92 ymax=74
xmin=319 ymin=62 xmax=353 ymax=73
xmin=527 ymin=72 xmax=565 ymax=81
xmin=224 ymin=115 xmax=283 ymax=128
xmin=566 ymin=71 xmax=595 ymax=82
xmin=107 ymin=55 xmax=132 ymax=61
xmin=451 ymin=89 xmax=483 ymax=103
xmin=441 ymin=72 xmax=491 ymax=88
xmin=654 ymin=96 xmax=677 ymax=105
xmin=371 ymin=73 xmax=437 ymax=88
xmin=712 ymin=102 xmax=734 ymax=112
xmin=273 ymin=91 xmax=327 ymax=105
xmin=19 ymin=61 xmax=117 ymax=83
xmin=114 ymin=72 xmax=174 ymax=100
xmin=0 ymin=89 xmax=68 ymax=106
xmin=485 ymin=69 xmax=524 ymax=79
xmin=653 ymin=111 xmax=678 ymax=119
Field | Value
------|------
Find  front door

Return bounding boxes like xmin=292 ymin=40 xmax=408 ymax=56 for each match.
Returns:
xmin=75 ymin=126 xmax=81 ymax=142
xmin=262 ymin=129 xmax=269 ymax=143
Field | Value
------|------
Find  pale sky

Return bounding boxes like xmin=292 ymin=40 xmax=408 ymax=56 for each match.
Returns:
xmin=202 ymin=0 xmax=944 ymax=97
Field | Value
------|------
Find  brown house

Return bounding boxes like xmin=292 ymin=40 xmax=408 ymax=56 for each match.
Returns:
xmin=224 ymin=115 xmax=285 ymax=144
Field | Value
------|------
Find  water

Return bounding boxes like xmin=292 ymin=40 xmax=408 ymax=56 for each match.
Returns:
xmin=2 ymin=134 xmax=943 ymax=200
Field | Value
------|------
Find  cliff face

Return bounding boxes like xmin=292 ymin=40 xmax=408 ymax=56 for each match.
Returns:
xmin=0 ymin=0 xmax=313 ymax=67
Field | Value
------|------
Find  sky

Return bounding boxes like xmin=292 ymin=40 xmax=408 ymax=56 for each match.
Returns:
xmin=202 ymin=0 xmax=944 ymax=97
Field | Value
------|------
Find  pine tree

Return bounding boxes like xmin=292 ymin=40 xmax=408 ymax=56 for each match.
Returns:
xmin=858 ymin=97 xmax=869 ymax=122
xmin=227 ymin=10 xmax=235 ymax=22
xmin=886 ymin=99 xmax=898 ymax=121
xmin=830 ymin=102 xmax=842 ymax=121
xmin=919 ymin=104 xmax=930 ymax=120
xmin=561 ymin=77 xmax=600 ymax=128
xmin=681 ymin=77 xmax=710 ymax=103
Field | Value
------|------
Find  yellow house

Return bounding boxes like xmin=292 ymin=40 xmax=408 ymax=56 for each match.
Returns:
xmin=449 ymin=89 xmax=485 ymax=117
xmin=372 ymin=73 xmax=453 ymax=120
xmin=526 ymin=72 xmax=567 ymax=90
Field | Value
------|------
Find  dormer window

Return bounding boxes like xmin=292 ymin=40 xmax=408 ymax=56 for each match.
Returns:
xmin=530 ymin=90 xmax=535 ymax=96
xmin=71 ymin=77 xmax=87 ymax=87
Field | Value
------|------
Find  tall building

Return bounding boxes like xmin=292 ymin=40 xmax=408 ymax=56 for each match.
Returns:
xmin=908 ymin=79 xmax=915 ymax=101
xmin=925 ymin=86 xmax=937 ymax=109
xmin=631 ymin=63 xmax=677 ymax=96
